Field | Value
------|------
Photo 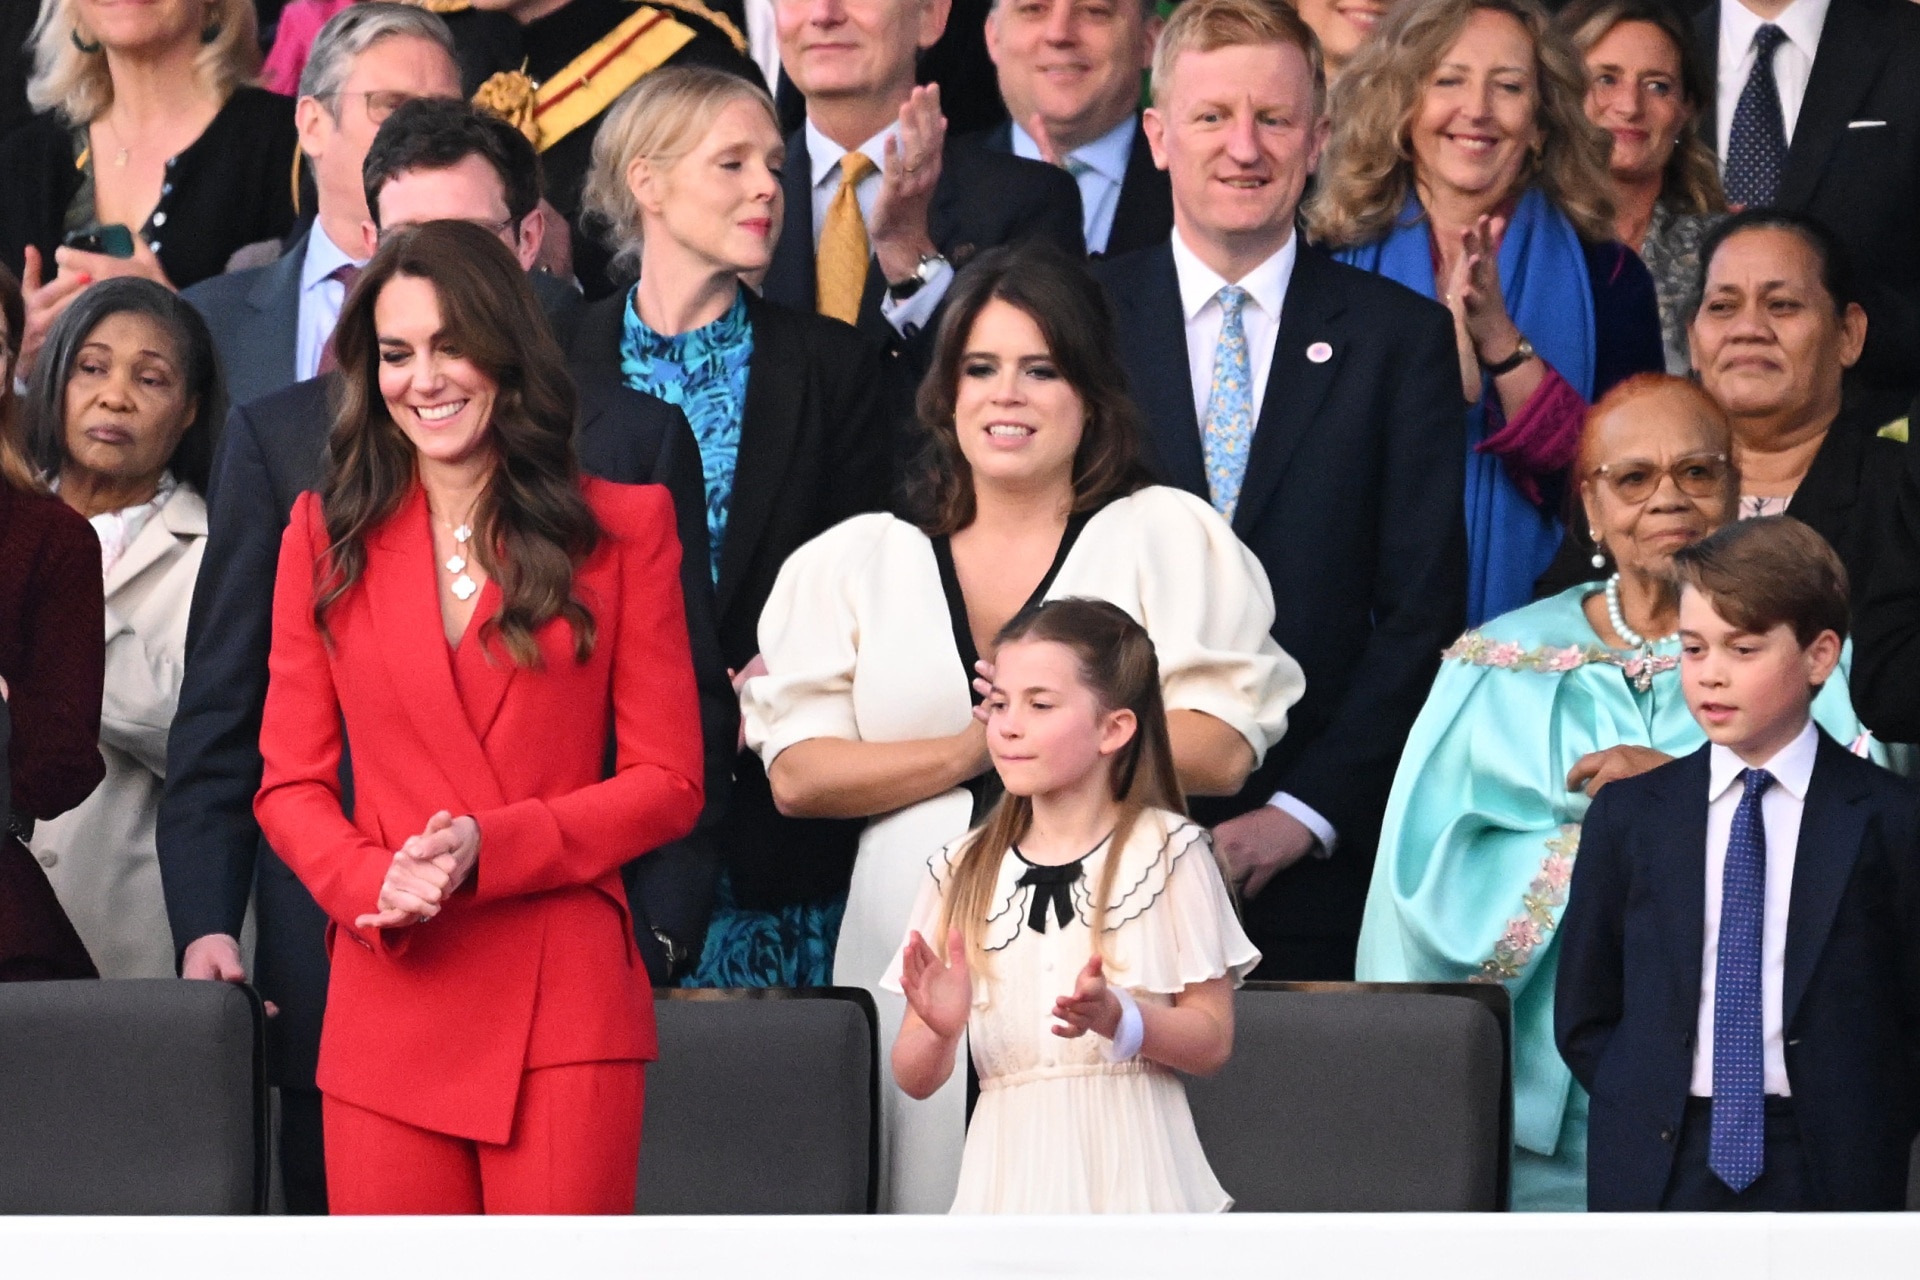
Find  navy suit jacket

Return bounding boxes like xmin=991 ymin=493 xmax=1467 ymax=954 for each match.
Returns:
xmin=1556 ymin=735 xmax=1920 ymax=1210
xmin=974 ymin=116 xmax=1173 ymax=259
xmin=1091 ymin=241 xmax=1467 ymax=956
xmin=156 ymin=369 xmax=728 ymax=1089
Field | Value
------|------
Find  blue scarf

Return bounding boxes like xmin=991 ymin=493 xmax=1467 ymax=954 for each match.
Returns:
xmin=1336 ymin=187 xmax=1595 ymax=625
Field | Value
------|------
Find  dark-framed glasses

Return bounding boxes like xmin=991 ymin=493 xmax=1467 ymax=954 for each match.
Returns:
xmin=1590 ymin=451 xmax=1731 ymax=504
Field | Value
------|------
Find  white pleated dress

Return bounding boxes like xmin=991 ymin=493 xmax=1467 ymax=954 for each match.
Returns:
xmin=883 ymin=809 xmax=1261 ymax=1213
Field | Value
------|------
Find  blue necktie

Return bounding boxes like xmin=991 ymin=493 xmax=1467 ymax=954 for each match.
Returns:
xmin=1709 ymin=766 xmax=1773 ymax=1192
xmin=1724 ymin=25 xmax=1790 ymax=208
xmin=1201 ymin=285 xmax=1254 ymax=522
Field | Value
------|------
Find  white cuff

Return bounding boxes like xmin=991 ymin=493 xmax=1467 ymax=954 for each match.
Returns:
xmin=1269 ymin=792 xmax=1336 ymax=859
xmin=878 ymin=259 xmax=952 ymax=336
xmin=1101 ymin=986 xmax=1144 ymax=1062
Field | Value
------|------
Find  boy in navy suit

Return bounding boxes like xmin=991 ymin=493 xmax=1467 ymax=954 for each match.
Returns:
xmin=1557 ymin=517 xmax=1920 ymax=1211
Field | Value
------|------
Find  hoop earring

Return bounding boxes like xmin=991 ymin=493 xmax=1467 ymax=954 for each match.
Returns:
xmin=71 ymin=28 xmax=102 ymax=54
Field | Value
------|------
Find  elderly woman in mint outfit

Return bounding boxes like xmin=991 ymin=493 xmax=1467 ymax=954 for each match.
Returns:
xmin=1355 ymin=375 xmax=1889 ymax=1212
xmin=1307 ymin=0 xmax=1663 ymax=626
xmin=574 ymin=67 xmax=894 ymax=986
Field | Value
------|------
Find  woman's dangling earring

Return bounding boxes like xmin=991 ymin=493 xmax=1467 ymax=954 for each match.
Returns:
xmin=1589 ymin=530 xmax=1606 ymax=570
xmin=71 ymin=28 xmax=103 ymax=54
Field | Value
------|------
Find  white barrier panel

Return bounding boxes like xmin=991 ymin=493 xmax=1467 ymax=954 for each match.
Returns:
xmin=3 ymin=1214 xmax=1915 ymax=1280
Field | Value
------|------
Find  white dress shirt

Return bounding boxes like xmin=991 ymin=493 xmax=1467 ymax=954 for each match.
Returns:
xmin=1167 ymin=227 xmax=1334 ymax=854
xmin=803 ymin=120 xmax=949 ymax=337
xmin=295 ymin=226 xmax=369 ymax=383
xmin=1009 ymin=114 xmax=1136 ymax=255
xmin=1689 ymin=718 xmax=1819 ymax=1097
xmin=1716 ymin=0 xmax=1832 ymax=160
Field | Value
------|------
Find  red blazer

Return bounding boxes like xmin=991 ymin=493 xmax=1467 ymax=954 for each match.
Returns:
xmin=255 ymin=479 xmax=702 ymax=1143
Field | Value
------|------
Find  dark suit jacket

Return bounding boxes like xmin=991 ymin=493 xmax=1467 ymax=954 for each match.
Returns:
xmin=1851 ymin=424 xmax=1920 ymax=740
xmin=1092 ymin=241 xmax=1467 ymax=955
xmin=156 ymin=370 xmax=729 ymax=1089
xmin=1556 ymin=736 xmax=1920 ymax=1211
xmin=183 ymin=234 xmax=585 ymax=412
xmin=1696 ymin=0 xmax=1920 ymax=397
xmin=975 ymin=116 xmax=1173 ymax=259
xmin=570 ymin=289 xmax=894 ymax=904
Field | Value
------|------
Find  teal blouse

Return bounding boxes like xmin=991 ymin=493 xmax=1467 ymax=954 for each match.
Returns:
xmin=619 ymin=288 xmax=753 ymax=583
xmin=1355 ymin=583 xmax=1884 ymax=1205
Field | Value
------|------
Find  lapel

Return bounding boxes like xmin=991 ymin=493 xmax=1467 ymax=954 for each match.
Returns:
xmin=1230 ymin=244 xmax=1346 ymax=537
xmin=982 ymin=120 xmax=1013 ymax=154
xmin=1782 ymin=733 xmax=1872 ymax=1029
xmin=764 ymin=128 xmax=817 ymax=313
xmin=103 ymin=486 xmax=205 ymax=598
xmin=1783 ymin=404 xmax=1865 ymax=530
xmin=1103 ymin=117 xmax=1174 ymax=260
xmin=362 ymin=486 xmax=509 ymax=814
xmin=1780 ymin=0 xmax=1887 ymax=209
xmin=247 ymin=228 xmax=308 ymax=388
xmin=715 ymin=293 xmax=803 ymax=620
xmin=1696 ymin=4 xmax=1721 ymax=156
xmin=1125 ymin=244 xmax=1207 ymax=495
xmin=1650 ymin=747 xmax=1714 ymax=1013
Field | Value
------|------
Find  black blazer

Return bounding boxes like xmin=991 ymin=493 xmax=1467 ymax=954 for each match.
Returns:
xmin=155 ymin=370 xmax=728 ymax=1089
xmin=1851 ymin=426 xmax=1920 ymax=741
xmin=570 ymin=289 xmax=894 ymax=905
xmin=1696 ymin=0 xmax=1920 ymax=398
xmin=1781 ymin=405 xmax=1907 ymax=610
xmin=1092 ymin=242 xmax=1467 ymax=954
xmin=1556 ymin=736 xmax=1920 ymax=1211
xmin=974 ymin=116 xmax=1174 ymax=259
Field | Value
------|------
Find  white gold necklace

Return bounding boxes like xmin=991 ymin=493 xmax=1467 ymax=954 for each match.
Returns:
xmin=437 ymin=513 xmax=478 ymax=602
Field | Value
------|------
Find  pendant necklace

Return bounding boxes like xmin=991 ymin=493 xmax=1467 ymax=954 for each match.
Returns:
xmin=438 ymin=511 xmax=478 ymax=602
xmin=1605 ymin=573 xmax=1677 ymax=694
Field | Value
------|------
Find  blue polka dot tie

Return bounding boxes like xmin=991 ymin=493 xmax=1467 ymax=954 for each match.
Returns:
xmin=1709 ymin=767 xmax=1773 ymax=1193
xmin=1201 ymin=285 xmax=1254 ymax=522
xmin=1724 ymin=25 xmax=1790 ymax=209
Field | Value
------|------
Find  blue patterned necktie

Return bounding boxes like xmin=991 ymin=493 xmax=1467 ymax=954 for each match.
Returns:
xmin=1709 ymin=766 xmax=1774 ymax=1192
xmin=1724 ymin=25 xmax=1790 ymax=208
xmin=1201 ymin=285 xmax=1254 ymax=521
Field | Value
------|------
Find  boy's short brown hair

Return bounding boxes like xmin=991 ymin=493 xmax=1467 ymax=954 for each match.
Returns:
xmin=1672 ymin=516 xmax=1849 ymax=646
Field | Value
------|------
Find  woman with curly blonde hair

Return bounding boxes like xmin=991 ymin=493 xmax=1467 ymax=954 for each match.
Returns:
xmin=1306 ymin=0 xmax=1663 ymax=626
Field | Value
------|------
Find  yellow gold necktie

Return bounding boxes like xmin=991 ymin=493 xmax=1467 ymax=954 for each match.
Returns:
xmin=816 ymin=150 xmax=877 ymax=325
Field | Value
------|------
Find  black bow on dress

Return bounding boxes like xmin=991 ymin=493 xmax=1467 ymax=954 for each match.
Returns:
xmin=1016 ymin=861 xmax=1082 ymax=933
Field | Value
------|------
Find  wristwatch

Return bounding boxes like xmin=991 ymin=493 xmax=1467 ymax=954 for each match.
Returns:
xmin=885 ymin=253 xmax=947 ymax=302
xmin=1481 ymin=334 xmax=1536 ymax=376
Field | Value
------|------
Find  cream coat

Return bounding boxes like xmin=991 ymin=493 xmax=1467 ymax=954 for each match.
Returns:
xmin=32 ymin=485 xmax=206 ymax=978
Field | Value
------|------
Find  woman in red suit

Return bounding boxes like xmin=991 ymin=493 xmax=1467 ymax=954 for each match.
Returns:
xmin=254 ymin=220 xmax=703 ymax=1214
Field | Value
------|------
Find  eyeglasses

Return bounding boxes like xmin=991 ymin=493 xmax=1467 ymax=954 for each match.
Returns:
xmin=1589 ymin=451 xmax=1731 ymax=504
xmin=327 ymin=90 xmax=429 ymax=125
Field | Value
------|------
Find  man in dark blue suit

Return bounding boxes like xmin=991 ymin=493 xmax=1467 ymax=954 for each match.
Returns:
xmin=1091 ymin=0 xmax=1465 ymax=978
xmin=1557 ymin=518 xmax=1920 ymax=1211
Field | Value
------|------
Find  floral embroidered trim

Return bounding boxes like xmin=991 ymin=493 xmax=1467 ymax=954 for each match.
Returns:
xmin=1472 ymin=825 xmax=1580 ymax=985
xmin=1442 ymin=632 xmax=1679 ymax=683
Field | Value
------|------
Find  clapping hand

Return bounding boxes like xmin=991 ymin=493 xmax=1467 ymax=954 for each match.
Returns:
xmin=1052 ymin=955 xmax=1122 ymax=1040
xmin=869 ymin=84 xmax=946 ymax=283
xmin=355 ymin=810 xmax=482 ymax=931
xmin=899 ymin=927 xmax=971 ymax=1042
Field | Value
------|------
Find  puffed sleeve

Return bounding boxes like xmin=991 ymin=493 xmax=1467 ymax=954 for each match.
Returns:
xmin=742 ymin=514 xmax=892 ymax=764
xmin=1115 ymin=488 xmax=1303 ymax=768
xmin=1102 ymin=817 xmax=1261 ymax=995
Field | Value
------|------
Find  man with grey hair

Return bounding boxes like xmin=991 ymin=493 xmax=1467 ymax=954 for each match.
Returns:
xmin=973 ymin=0 xmax=1171 ymax=256
xmin=183 ymin=3 xmax=462 ymax=408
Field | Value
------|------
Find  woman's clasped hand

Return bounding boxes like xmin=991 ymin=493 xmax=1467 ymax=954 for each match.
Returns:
xmin=354 ymin=810 xmax=482 ymax=931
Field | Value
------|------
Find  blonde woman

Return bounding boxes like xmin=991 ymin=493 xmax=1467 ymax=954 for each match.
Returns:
xmin=1307 ymin=0 xmax=1663 ymax=626
xmin=576 ymin=66 xmax=895 ymax=988
xmin=1559 ymin=0 xmax=1726 ymax=375
xmin=1 ymin=0 xmax=297 ymax=372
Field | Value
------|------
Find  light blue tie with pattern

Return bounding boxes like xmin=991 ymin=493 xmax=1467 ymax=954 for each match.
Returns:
xmin=1201 ymin=285 xmax=1254 ymax=521
xmin=1709 ymin=766 xmax=1773 ymax=1192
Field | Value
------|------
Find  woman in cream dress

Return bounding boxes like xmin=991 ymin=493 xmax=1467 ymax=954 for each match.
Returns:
xmin=742 ymin=246 xmax=1302 ymax=1211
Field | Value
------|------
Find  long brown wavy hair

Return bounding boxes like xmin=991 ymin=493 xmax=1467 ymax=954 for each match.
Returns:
xmin=1556 ymin=0 xmax=1726 ymax=219
xmin=908 ymin=243 xmax=1152 ymax=538
xmin=315 ymin=220 xmax=600 ymax=667
xmin=938 ymin=599 xmax=1188 ymax=975
xmin=1306 ymin=0 xmax=1617 ymax=248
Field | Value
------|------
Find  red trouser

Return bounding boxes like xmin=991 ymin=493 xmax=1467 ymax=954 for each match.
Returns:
xmin=323 ymin=1061 xmax=644 ymax=1214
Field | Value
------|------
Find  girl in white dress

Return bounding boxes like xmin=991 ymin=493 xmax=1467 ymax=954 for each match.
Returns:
xmin=742 ymin=245 xmax=1302 ymax=1211
xmin=888 ymin=599 xmax=1260 ymax=1213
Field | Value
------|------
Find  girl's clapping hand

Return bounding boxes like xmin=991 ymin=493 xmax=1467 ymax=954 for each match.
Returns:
xmin=1052 ymin=956 xmax=1123 ymax=1040
xmin=899 ymin=927 xmax=971 ymax=1041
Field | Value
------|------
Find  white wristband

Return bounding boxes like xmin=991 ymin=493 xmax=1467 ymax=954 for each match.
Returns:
xmin=1101 ymin=986 xmax=1144 ymax=1062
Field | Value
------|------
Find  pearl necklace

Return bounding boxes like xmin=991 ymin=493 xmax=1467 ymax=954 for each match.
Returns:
xmin=1605 ymin=573 xmax=1677 ymax=692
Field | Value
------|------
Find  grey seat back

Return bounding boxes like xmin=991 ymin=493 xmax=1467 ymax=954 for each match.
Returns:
xmin=1186 ymin=982 xmax=1511 ymax=1211
xmin=638 ymin=989 xmax=877 ymax=1214
xmin=0 ymin=979 xmax=267 ymax=1214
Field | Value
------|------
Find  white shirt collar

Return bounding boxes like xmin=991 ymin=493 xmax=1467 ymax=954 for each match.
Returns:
xmin=1169 ymin=227 xmax=1296 ymax=324
xmin=300 ymin=224 xmax=366 ymax=293
xmin=1721 ymin=0 xmax=1831 ymax=65
xmin=805 ymin=118 xmax=898 ymax=193
xmin=1708 ymin=717 xmax=1820 ymax=803
xmin=1008 ymin=114 xmax=1136 ymax=185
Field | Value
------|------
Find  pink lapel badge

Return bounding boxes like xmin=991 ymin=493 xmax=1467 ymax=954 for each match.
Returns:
xmin=1307 ymin=341 xmax=1333 ymax=364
